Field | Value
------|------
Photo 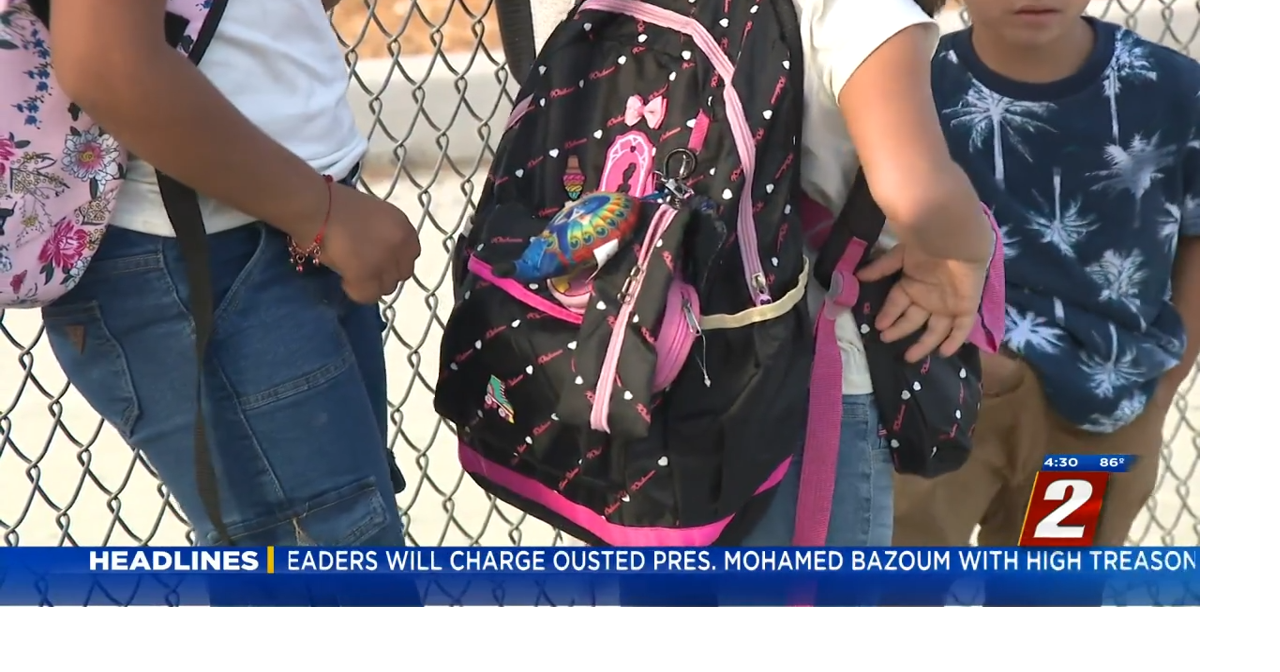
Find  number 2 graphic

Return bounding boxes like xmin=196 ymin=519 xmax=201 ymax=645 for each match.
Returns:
xmin=1034 ymin=479 xmax=1093 ymax=539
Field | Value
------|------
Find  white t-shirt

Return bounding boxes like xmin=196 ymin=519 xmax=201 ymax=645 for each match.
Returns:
xmin=110 ymin=0 xmax=368 ymax=236
xmin=791 ymin=0 xmax=939 ymax=394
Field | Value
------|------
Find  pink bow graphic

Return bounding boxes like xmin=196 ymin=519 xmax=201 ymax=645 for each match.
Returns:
xmin=624 ymin=95 xmax=667 ymax=129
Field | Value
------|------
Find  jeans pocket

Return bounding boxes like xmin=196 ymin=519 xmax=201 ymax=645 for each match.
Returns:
xmin=220 ymin=475 xmax=392 ymax=547
xmin=208 ymin=228 xmax=355 ymax=411
xmin=41 ymin=301 xmax=141 ymax=438
xmin=978 ymin=353 xmax=1028 ymax=403
xmin=834 ymin=394 xmax=896 ymax=546
xmin=842 ymin=393 xmax=887 ymax=440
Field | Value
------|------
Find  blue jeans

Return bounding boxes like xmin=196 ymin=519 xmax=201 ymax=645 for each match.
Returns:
xmin=623 ymin=394 xmax=894 ymax=605
xmin=741 ymin=393 xmax=895 ymax=546
xmin=42 ymin=224 xmax=405 ymax=548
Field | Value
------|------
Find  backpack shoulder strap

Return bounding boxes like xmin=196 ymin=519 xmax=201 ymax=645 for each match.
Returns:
xmin=813 ymin=170 xmax=884 ymax=290
xmin=499 ymin=0 xmax=582 ymax=93
xmin=495 ymin=0 xmax=537 ymax=84
xmin=153 ymin=0 xmax=234 ymax=546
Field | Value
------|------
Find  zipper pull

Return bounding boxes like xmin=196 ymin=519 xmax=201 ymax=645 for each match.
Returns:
xmin=698 ymin=339 xmax=711 ymax=388
xmin=751 ymin=273 xmax=769 ymax=300
xmin=682 ymin=298 xmax=710 ymax=387
xmin=617 ymin=266 xmax=642 ymax=304
xmin=682 ymin=297 xmax=701 ymax=336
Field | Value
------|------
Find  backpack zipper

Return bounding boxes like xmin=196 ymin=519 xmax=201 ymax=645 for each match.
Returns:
xmin=589 ymin=204 xmax=679 ymax=433
xmin=682 ymin=297 xmax=711 ymax=387
xmin=650 ymin=283 xmax=706 ymax=392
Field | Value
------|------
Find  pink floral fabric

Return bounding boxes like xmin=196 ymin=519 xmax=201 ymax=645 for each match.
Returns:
xmin=0 ymin=0 xmax=212 ymax=307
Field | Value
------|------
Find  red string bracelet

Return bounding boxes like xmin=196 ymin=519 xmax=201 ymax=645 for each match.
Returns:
xmin=288 ymin=174 xmax=335 ymax=272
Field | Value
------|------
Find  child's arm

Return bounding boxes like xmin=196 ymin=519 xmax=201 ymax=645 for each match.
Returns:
xmin=1165 ymin=238 xmax=1199 ymax=389
xmin=50 ymin=0 xmax=421 ymax=303
xmin=50 ymin=0 xmax=333 ymax=241
xmin=1160 ymin=122 xmax=1200 ymax=404
xmin=804 ymin=0 xmax=993 ymax=359
xmin=833 ymin=22 xmax=991 ymax=265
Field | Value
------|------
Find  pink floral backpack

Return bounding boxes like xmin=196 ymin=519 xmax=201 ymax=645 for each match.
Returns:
xmin=0 ymin=0 xmax=222 ymax=308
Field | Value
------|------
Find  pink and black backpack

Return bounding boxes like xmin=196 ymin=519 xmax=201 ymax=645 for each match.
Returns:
xmin=0 ymin=0 xmax=238 ymax=543
xmin=436 ymin=0 xmax=1006 ymax=548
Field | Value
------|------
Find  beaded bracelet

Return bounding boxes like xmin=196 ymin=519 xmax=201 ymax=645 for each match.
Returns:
xmin=288 ymin=174 xmax=335 ymax=272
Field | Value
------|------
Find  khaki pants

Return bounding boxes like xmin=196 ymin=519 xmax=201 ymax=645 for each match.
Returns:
xmin=893 ymin=353 xmax=1164 ymax=547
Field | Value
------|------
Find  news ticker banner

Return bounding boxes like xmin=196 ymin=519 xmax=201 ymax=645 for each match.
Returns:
xmin=0 ymin=545 xmax=1198 ymax=606
xmin=1019 ymin=454 xmax=1138 ymax=547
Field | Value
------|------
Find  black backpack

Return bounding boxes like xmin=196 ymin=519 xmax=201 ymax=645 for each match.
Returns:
xmin=435 ymin=0 xmax=814 ymax=546
xmin=812 ymin=171 xmax=1006 ymax=480
xmin=437 ymin=0 xmax=1007 ymax=548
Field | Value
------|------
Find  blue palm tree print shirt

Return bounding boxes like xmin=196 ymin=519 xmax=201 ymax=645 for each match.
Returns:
xmin=932 ymin=20 xmax=1199 ymax=432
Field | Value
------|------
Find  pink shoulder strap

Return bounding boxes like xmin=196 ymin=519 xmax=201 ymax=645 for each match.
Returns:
xmin=793 ymin=196 xmax=1005 ymax=542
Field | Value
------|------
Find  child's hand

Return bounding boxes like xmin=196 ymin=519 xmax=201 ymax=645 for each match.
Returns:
xmin=857 ymin=244 xmax=988 ymax=362
xmin=320 ymin=184 xmax=422 ymax=304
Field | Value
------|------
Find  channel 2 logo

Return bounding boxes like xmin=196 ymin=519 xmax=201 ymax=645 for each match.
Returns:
xmin=1018 ymin=455 xmax=1133 ymax=547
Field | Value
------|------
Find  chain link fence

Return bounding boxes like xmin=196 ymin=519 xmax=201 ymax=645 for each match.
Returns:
xmin=0 ymin=0 xmax=1200 ymax=551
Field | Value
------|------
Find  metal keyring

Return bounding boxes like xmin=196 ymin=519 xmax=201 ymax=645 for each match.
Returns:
xmin=662 ymin=148 xmax=697 ymax=181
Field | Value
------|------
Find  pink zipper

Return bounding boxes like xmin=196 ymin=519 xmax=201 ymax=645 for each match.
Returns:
xmin=652 ymin=280 xmax=701 ymax=392
xmin=470 ymin=256 xmax=584 ymax=325
xmin=590 ymin=205 xmax=679 ymax=432
xmin=579 ymin=0 xmax=772 ymax=306
xmin=470 ymin=254 xmax=697 ymax=391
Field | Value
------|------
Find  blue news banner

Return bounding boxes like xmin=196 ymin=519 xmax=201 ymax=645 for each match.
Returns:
xmin=0 ymin=546 xmax=1197 ymax=606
